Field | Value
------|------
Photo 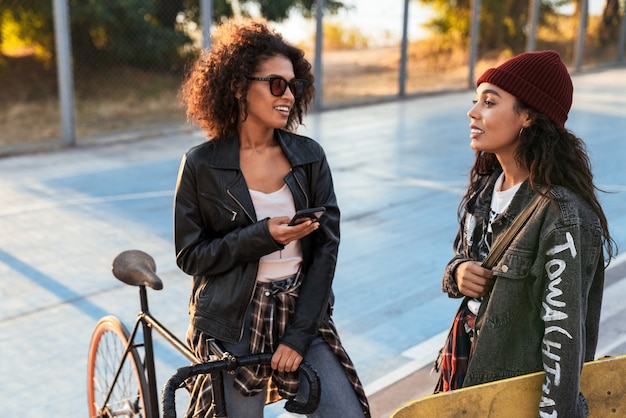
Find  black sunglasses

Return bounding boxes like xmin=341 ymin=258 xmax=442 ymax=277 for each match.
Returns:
xmin=247 ymin=76 xmax=307 ymax=98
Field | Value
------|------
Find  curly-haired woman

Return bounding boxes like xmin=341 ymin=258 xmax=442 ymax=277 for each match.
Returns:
xmin=174 ymin=19 xmax=370 ymax=418
xmin=437 ymin=50 xmax=616 ymax=417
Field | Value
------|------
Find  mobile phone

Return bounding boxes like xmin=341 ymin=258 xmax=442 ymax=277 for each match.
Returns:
xmin=288 ymin=207 xmax=326 ymax=226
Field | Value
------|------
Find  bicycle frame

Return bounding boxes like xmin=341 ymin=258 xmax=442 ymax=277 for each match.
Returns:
xmin=100 ymin=284 xmax=198 ymax=418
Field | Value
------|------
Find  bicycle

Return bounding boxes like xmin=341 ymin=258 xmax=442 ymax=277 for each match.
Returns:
xmin=87 ymin=249 xmax=320 ymax=418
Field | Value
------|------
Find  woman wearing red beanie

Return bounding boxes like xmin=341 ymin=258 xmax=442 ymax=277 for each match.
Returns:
xmin=437 ymin=50 xmax=615 ymax=417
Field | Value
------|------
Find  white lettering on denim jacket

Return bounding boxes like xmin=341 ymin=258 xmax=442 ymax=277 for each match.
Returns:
xmin=539 ymin=232 xmax=576 ymax=418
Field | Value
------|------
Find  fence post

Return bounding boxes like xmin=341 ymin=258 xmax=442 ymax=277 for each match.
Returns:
xmin=525 ymin=0 xmax=540 ymax=52
xmin=468 ymin=0 xmax=481 ymax=87
xmin=398 ymin=0 xmax=410 ymax=97
xmin=618 ymin=3 xmax=626 ymax=63
xmin=201 ymin=0 xmax=213 ymax=50
xmin=573 ymin=0 xmax=588 ymax=72
xmin=313 ymin=0 xmax=324 ymax=111
xmin=52 ymin=0 xmax=75 ymax=146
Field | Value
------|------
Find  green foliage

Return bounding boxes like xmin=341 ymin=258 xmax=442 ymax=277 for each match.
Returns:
xmin=0 ymin=1 xmax=54 ymax=62
xmin=598 ymin=0 xmax=621 ymax=47
xmin=256 ymin=0 xmax=297 ymax=21
xmin=69 ymin=0 xmax=192 ymax=71
xmin=1 ymin=0 xmax=347 ymax=72
xmin=290 ymin=0 xmax=347 ymax=19
xmin=416 ymin=0 xmax=577 ymax=53
xmin=165 ymin=0 xmax=346 ymax=24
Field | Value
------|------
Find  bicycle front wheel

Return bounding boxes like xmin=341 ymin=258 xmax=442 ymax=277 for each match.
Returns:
xmin=87 ymin=315 xmax=151 ymax=418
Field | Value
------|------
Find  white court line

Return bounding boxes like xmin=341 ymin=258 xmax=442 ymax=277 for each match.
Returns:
xmin=358 ymin=167 xmax=466 ymax=195
xmin=364 ymin=330 xmax=447 ymax=396
xmin=596 ymin=279 xmax=626 ymax=357
xmin=0 ymin=190 xmax=173 ymax=216
xmin=595 ymin=251 xmax=626 ymax=357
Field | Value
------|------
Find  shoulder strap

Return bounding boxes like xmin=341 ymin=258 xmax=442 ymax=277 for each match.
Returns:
xmin=481 ymin=192 xmax=547 ymax=269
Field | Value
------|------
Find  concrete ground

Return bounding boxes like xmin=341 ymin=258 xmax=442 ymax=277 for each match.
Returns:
xmin=1 ymin=66 xmax=626 ymax=417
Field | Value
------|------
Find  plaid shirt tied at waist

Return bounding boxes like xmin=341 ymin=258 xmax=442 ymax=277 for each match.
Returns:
xmin=186 ymin=273 xmax=371 ymax=417
xmin=234 ymin=274 xmax=302 ymax=400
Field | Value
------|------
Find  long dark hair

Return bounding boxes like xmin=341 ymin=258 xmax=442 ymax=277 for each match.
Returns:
xmin=461 ymin=99 xmax=616 ymax=264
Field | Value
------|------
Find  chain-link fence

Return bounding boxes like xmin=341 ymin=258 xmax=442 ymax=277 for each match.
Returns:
xmin=318 ymin=0 xmax=626 ymax=107
xmin=1 ymin=0 xmax=198 ymax=154
xmin=1 ymin=0 xmax=61 ymax=151
xmin=1 ymin=0 xmax=625 ymax=154
xmin=69 ymin=0 xmax=196 ymax=141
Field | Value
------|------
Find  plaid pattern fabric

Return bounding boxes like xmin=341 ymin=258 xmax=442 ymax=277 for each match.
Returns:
xmin=184 ymin=329 xmax=219 ymax=418
xmin=435 ymin=301 xmax=476 ymax=393
xmin=234 ymin=276 xmax=302 ymax=400
xmin=184 ymin=275 xmax=371 ymax=417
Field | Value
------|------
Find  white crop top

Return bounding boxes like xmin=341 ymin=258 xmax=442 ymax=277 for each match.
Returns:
xmin=249 ymin=184 xmax=303 ymax=283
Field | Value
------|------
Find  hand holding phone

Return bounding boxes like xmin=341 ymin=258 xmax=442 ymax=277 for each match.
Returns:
xmin=288 ymin=207 xmax=326 ymax=226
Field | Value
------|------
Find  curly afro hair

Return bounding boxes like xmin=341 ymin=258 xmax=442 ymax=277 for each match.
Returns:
xmin=179 ymin=19 xmax=315 ymax=140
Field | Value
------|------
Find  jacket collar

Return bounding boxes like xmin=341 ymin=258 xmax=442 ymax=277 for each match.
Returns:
xmin=471 ymin=167 xmax=539 ymax=224
xmin=275 ymin=130 xmax=319 ymax=167
xmin=483 ymin=170 xmax=542 ymax=231
xmin=204 ymin=134 xmax=240 ymax=169
xmin=503 ymin=181 xmax=536 ymax=216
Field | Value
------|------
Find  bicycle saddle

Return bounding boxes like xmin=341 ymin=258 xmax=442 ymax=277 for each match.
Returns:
xmin=112 ymin=249 xmax=163 ymax=290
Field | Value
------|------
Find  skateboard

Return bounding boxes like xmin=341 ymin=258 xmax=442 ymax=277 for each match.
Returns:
xmin=391 ymin=354 xmax=626 ymax=417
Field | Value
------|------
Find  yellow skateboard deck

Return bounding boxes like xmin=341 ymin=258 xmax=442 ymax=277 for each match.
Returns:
xmin=392 ymin=355 xmax=626 ymax=418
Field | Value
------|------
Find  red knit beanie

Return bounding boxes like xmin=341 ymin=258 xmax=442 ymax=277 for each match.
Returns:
xmin=476 ymin=50 xmax=573 ymax=128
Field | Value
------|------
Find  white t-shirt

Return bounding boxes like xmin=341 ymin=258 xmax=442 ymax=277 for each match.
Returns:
xmin=469 ymin=173 xmax=523 ymax=316
xmin=487 ymin=172 xmax=522 ymax=233
xmin=249 ymin=184 xmax=303 ymax=282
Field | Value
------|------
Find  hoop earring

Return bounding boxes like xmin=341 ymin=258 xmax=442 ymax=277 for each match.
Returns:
xmin=518 ymin=127 xmax=524 ymax=139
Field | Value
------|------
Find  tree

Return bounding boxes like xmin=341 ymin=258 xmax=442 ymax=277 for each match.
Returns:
xmin=598 ymin=0 xmax=621 ymax=47
xmin=416 ymin=0 xmax=576 ymax=54
xmin=0 ymin=1 xmax=54 ymax=62
xmin=1 ymin=0 xmax=347 ymax=71
xmin=69 ymin=0 xmax=191 ymax=71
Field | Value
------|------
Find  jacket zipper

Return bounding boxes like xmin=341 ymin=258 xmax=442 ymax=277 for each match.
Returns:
xmin=200 ymin=191 xmax=239 ymax=221
xmin=291 ymin=171 xmax=309 ymax=208
xmin=226 ymin=189 xmax=254 ymax=222
xmin=226 ymin=187 xmax=259 ymax=341
xmin=239 ymin=279 xmax=258 ymax=341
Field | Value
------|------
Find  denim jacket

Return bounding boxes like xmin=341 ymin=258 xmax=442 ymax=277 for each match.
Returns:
xmin=442 ymin=168 xmax=604 ymax=418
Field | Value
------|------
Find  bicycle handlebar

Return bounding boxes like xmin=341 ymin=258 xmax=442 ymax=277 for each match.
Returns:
xmin=162 ymin=353 xmax=320 ymax=418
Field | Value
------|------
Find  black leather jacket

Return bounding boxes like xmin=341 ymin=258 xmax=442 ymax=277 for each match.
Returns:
xmin=174 ymin=130 xmax=340 ymax=356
